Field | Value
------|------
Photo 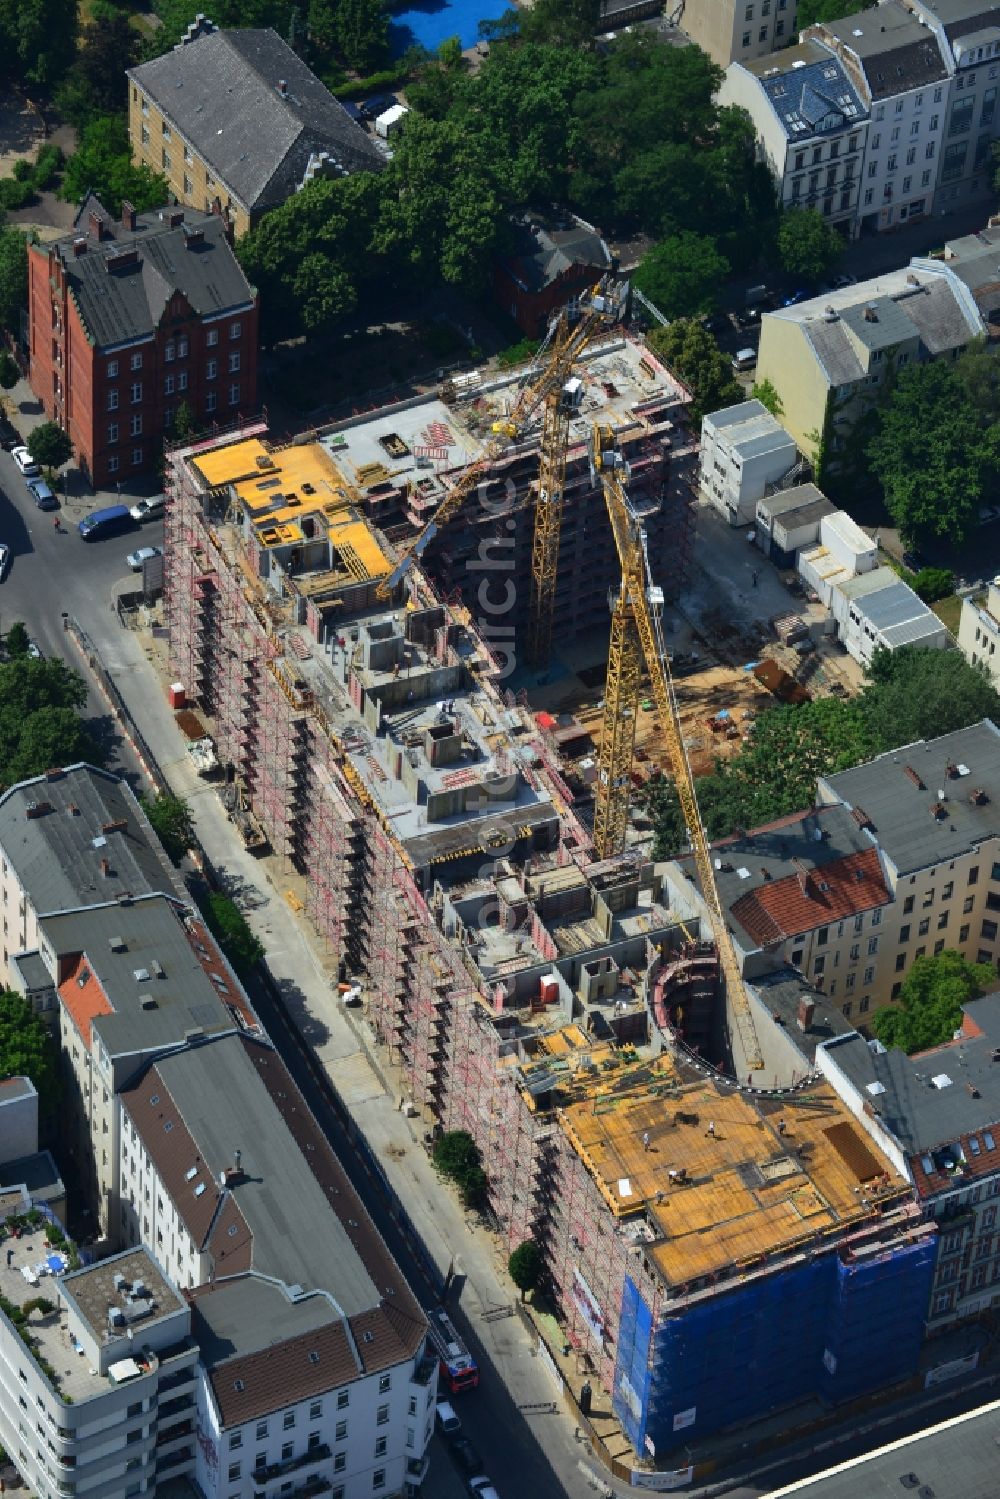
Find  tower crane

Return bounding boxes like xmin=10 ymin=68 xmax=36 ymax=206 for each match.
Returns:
xmin=374 ymin=277 xmax=628 ymax=604
xmin=589 ymin=424 xmax=764 ymax=1075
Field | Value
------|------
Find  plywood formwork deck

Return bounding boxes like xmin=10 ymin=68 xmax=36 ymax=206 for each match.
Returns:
xmin=559 ymin=1075 xmax=908 ymax=1287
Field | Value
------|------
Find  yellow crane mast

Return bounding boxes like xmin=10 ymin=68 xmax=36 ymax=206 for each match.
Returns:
xmin=375 ymin=278 xmax=627 ymax=603
xmin=589 ymin=425 xmax=764 ymax=1075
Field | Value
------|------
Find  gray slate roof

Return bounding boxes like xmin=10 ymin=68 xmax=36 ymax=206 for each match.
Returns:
xmin=502 ymin=211 xmax=611 ymax=294
xmin=823 ymin=993 xmax=1000 ymax=1155
xmin=128 ymin=28 xmax=383 ymax=215
xmin=819 ymin=3 xmax=950 ymax=95
xmin=40 ymin=895 xmax=239 ymax=1061
xmin=56 ymin=199 xmax=255 ymax=350
xmin=802 ymin=318 xmax=865 ymax=386
xmin=0 ymin=764 xmax=183 ymax=915
xmin=820 ymin=719 xmax=1000 ymax=876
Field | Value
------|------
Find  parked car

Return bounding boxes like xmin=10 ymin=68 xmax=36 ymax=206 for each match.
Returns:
xmin=11 ymin=445 xmax=39 ymax=477
xmin=833 ymin=272 xmax=857 ymax=287
xmin=126 ymin=544 xmax=162 ymax=571
xmin=732 ymin=347 xmax=758 ymax=372
xmin=467 ymin=1479 xmax=501 ymax=1499
xmin=26 ymin=638 xmax=41 ymax=659
xmin=0 ymin=417 xmax=19 ymax=451
xmin=0 ymin=542 xmax=9 ymax=579
xmin=130 ymin=494 xmax=166 ymax=522
xmin=26 ymin=476 xmax=57 ymax=510
xmin=450 ymin=1438 xmax=484 ymax=1476
xmin=435 ymin=1401 xmax=462 ymax=1437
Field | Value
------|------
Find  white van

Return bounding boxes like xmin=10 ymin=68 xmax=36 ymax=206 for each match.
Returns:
xmin=732 ymin=348 xmax=758 ymax=372
xmin=435 ymin=1400 xmax=462 ymax=1436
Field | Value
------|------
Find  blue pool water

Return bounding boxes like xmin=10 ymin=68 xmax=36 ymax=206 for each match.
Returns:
xmin=388 ymin=0 xmax=514 ymax=54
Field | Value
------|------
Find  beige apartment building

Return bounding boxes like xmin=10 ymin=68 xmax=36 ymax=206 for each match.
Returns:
xmin=127 ymin=21 xmax=383 ymax=237
xmin=959 ymin=578 xmax=1000 ymax=686
xmin=679 ymin=0 xmax=798 ymax=67
xmin=754 ymin=261 xmax=984 ymax=462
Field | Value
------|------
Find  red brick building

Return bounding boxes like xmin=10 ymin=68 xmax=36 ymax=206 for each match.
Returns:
xmin=27 ymin=195 xmax=258 ymax=488
xmin=493 ymin=210 xmax=613 ymax=337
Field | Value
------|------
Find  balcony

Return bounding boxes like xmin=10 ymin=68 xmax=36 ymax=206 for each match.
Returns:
xmin=253 ymin=1444 xmax=331 ymax=1486
xmin=407 ymin=1454 xmax=431 ymax=1485
xmin=412 ymin=1352 xmax=438 ymax=1387
xmin=254 ymin=1476 xmax=333 ymax=1499
xmin=156 ymin=1445 xmax=195 ymax=1473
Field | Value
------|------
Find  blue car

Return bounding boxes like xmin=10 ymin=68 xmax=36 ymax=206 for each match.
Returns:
xmin=26 ymin=477 xmax=57 ymax=510
xmin=783 ymin=289 xmax=809 ymax=307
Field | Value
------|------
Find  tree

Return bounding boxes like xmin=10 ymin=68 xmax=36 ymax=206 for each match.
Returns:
xmin=797 ymin=0 xmax=875 ymax=27
xmin=199 ymin=891 xmax=265 ymax=979
xmin=0 ymin=0 xmax=78 ymax=86
xmin=5 ymin=622 xmax=29 ymax=658
xmin=647 ymin=319 xmax=742 ymax=424
xmin=172 ymin=400 xmax=196 ymax=440
xmin=752 ymin=377 xmax=783 ymax=418
xmin=0 ymin=991 xmax=60 ymax=1113
xmin=867 ymin=353 xmax=999 ymax=546
xmin=633 ymin=233 xmax=730 ymax=320
xmin=140 ymin=792 xmax=195 ymax=864
xmin=432 ymin=1130 xmax=488 ymax=1208
xmin=27 ymin=421 xmax=72 ymax=471
xmin=521 ymin=0 xmax=600 ymax=47
xmin=872 ymin=950 xmax=995 ymax=1053
xmin=0 ymin=655 xmax=99 ymax=789
xmin=911 ymin=567 xmax=954 ymax=604
xmin=0 ymin=350 xmax=18 ymax=390
xmin=60 ymin=116 xmax=169 ymax=218
xmin=54 ymin=12 xmax=139 ymax=130
xmin=508 ymin=1239 xmax=544 ymax=1298
xmin=858 ymin=646 xmax=1000 ymax=750
xmin=0 ymin=228 xmax=29 ymax=339
xmin=777 ymin=208 xmax=843 ymax=284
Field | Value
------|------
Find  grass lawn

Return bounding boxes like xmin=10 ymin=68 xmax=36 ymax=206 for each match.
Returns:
xmin=932 ymin=594 xmax=963 ymax=637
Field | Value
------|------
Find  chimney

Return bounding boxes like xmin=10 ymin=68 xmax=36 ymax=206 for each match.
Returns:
xmin=88 ymin=210 xmax=106 ymax=241
xmin=903 ymin=764 xmax=925 ymax=789
xmin=72 ymin=236 xmax=87 ymax=257
xmin=102 ymin=818 xmax=128 ymax=834
xmin=797 ymin=997 xmax=816 ymax=1032
xmin=99 ymin=857 xmax=111 ymax=877
xmin=234 ymin=1148 xmax=242 ymax=1173
xmin=121 ymin=200 xmax=136 ymax=232
xmin=863 ymin=303 xmax=878 ymax=322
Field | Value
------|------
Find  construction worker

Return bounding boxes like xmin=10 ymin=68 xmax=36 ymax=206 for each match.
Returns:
xmin=642 ymin=1130 xmax=651 ymax=1152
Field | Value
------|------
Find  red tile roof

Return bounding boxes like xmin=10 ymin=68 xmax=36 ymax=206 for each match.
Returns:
xmin=58 ymin=954 xmax=113 ymax=1048
xmin=730 ymin=847 xmax=891 ymax=945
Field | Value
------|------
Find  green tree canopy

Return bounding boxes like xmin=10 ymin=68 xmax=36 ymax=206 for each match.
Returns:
xmin=54 ymin=12 xmax=139 ymax=129
xmin=60 ymin=116 xmax=169 ymax=218
xmin=199 ymin=891 xmax=264 ymax=979
xmin=140 ymin=792 xmax=195 ymax=864
xmin=867 ymin=349 xmax=1000 ymax=546
xmin=752 ymin=377 xmax=784 ymax=418
xmin=28 ymin=420 xmax=72 ymax=470
xmin=432 ymin=1130 xmax=488 ymax=1207
xmin=5 ymin=621 xmax=30 ymax=658
xmin=0 ymin=349 xmax=18 ymax=390
xmin=858 ymin=646 xmax=1000 ymax=750
xmin=508 ymin=1239 xmax=544 ymax=1297
xmin=777 ymin=208 xmax=844 ymax=284
xmin=872 ymin=951 xmax=995 ymax=1053
xmin=648 ymin=319 xmax=742 ymax=425
xmin=0 ymin=656 xmax=99 ymax=789
xmin=0 ymin=991 xmax=60 ymax=1113
xmin=0 ymin=0 xmax=77 ymax=85
xmin=520 ymin=0 xmax=599 ymax=46
xmin=796 ymin=0 xmax=875 ymax=28
xmin=633 ymin=232 xmax=730 ymax=321
xmin=0 ymin=227 xmax=30 ymax=339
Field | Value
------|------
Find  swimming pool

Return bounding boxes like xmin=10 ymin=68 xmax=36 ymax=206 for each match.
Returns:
xmin=388 ymin=0 xmax=516 ymax=54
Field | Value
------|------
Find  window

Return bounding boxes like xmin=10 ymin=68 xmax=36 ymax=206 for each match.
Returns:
xmin=742 ymin=31 xmax=750 ymax=45
xmin=981 ymin=920 xmax=998 ymax=942
xmin=228 ymin=1464 xmax=241 ymax=1482
xmin=373 ymin=1473 xmax=386 ymax=1492
xmin=107 ymin=358 xmax=119 ymax=378
xmin=859 ymin=996 xmax=870 ymax=1014
xmin=937 ymin=912 xmax=949 ymax=931
xmin=283 ymin=1412 xmax=295 ymax=1430
xmin=867 ymin=936 xmax=879 ymax=955
xmin=904 ymin=896 xmax=915 ymax=914
xmin=256 ymin=1423 xmax=268 ymax=1441
xmin=108 ymin=389 xmax=119 ymax=411
xmin=164 ymin=374 xmax=175 ymax=396
xmin=229 ymin=1433 xmax=243 ymax=1450
xmin=864 ymin=188 xmax=874 ymax=205
xmin=918 ymin=918 xmax=930 ymax=937
xmin=308 ymin=1432 xmax=321 ymax=1452
xmin=842 ymin=1002 xmax=852 ymax=1017
xmin=230 ymin=320 xmax=242 ymax=340
xmin=408 ymin=1397 xmax=418 ymax=1417
xmin=108 ymin=422 xmax=119 ymax=443
xmin=379 ymin=1375 xmax=391 ymax=1394
xmin=184 ymin=174 xmax=194 ymax=195
xmin=178 ymin=370 xmax=188 ymax=391
xmin=375 ymin=1436 xmax=388 ymax=1457
xmin=846 ymin=972 xmax=856 ymax=993
xmin=906 ymin=147 xmax=916 ymax=166
xmin=130 ymin=414 xmax=142 ymax=436
xmin=895 ymin=953 xmax=906 ymax=972
xmin=132 ymin=446 xmax=143 ymax=466
xmin=983 ymin=87 xmax=998 ymax=125
xmin=960 ymin=924 xmax=970 ymax=943
xmin=934 ymin=86 xmax=943 ymax=102
xmin=965 ymin=895 xmax=976 ymax=913
xmin=141 ymin=95 xmax=149 ymax=116
xmin=229 ymin=382 xmax=241 ymax=406
xmin=934 ymin=938 xmax=946 ymax=955
xmin=971 ymin=866 xmax=982 ymax=887
xmin=813 ymin=956 xmax=826 ymax=977
xmin=776 ymin=19 xmax=785 ymax=33
xmin=745 ymin=1 xmax=753 ymax=16
xmin=849 ymin=944 xmax=860 ymax=962
xmin=206 ymin=391 xmax=217 ymax=413
xmin=141 ymin=123 xmax=150 ymax=146
xmin=161 ymin=149 xmax=171 ymax=172
xmin=162 ymin=121 xmax=171 ymax=140
xmin=108 ymin=455 xmax=119 ymax=474
xmin=335 ymin=1420 xmax=347 ymax=1441
xmin=899 ymin=924 xmax=911 ymax=943
xmin=130 ymin=381 xmax=142 ymax=404
xmin=177 ymin=335 xmax=188 ymax=356
xmin=334 ymin=1453 xmax=347 ymax=1473
xmin=337 ymin=1391 xmax=349 ymax=1410
xmin=863 ymin=966 xmax=874 ymax=985
xmin=206 ymin=359 xmax=217 ymax=380
xmin=228 ymin=351 xmax=241 ymax=373
xmin=309 ymin=1403 xmax=322 ymax=1420
xmin=922 ymin=888 xmax=935 ymax=909
xmin=281 ymin=1443 xmax=293 ymax=1461
xmin=255 ymin=1452 xmax=267 ymax=1471
xmin=891 ymin=982 xmax=902 ymax=999
xmin=377 ymin=1405 xmax=389 ymax=1426
xmin=943 ymin=140 xmax=969 ymax=181
xmin=759 ymin=25 xmax=768 ymax=40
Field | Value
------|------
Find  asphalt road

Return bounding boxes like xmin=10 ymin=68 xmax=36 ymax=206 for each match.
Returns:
xmin=0 ymin=446 xmax=163 ymax=779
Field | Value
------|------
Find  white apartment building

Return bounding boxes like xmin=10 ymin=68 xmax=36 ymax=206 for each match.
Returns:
xmin=671 ymin=721 xmax=1000 ymax=1027
xmin=719 ymin=38 xmax=869 ymax=234
xmin=0 ymin=763 xmax=185 ymax=988
xmin=900 ymin=0 xmax=1000 ymax=213
xmin=117 ymin=1031 xmax=435 ymax=1498
xmin=958 ymin=576 xmax=1000 ymax=685
xmin=0 ymin=1241 xmax=199 ymax=1499
xmin=809 ymin=2 xmax=951 ymax=232
xmin=698 ymin=398 xmax=798 ymax=525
